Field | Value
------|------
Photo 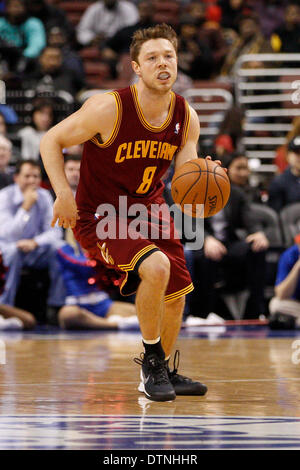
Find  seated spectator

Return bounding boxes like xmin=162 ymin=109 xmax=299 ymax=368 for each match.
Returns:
xmin=63 ymin=145 xmax=83 ymax=158
xmin=220 ymin=12 xmax=273 ymax=77
xmin=197 ymin=4 xmax=228 ymax=77
xmin=101 ymin=0 xmax=155 ymax=79
xmin=215 ymin=106 xmax=245 ymax=154
xmin=0 ymin=111 xmax=21 ymax=163
xmin=50 ymin=154 xmax=81 ymax=201
xmin=0 ymin=159 xmax=65 ymax=308
xmin=269 ymin=233 xmax=300 ymax=329
xmin=25 ymin=0 xmax=75 ymax=44
xmin=0 ymin=135 xmax=14 ymax=189
xmin=76 ymin=0 xmax=139 ymax=48
xmin=252 ymin=0 xmax=287 ymax=39
xmin=223 ymin=152 xmax=263 ymax=203
xmin=268 ymin=136 xmax=300 ymax=212
xmin=218 ymin=0 xmax=245 ymax=32
xmin=271 ymin=3 xmax=300 ymax=53
xmin=64 ymin=154 xmax=81 ymax=197
xmin=198 ymin=184 xmax=269 ymax=318
xmin=18 ymin=97 xmax=54 ymax=161
xmin=57 ymin=232 xmax=138 ymax=330
xmin=47 ymin=26 xmax=85 ymax=82
xmin=177 ymin=14 xmax=214 ymax=80
xmin=24 ymin=46 xmax=87 ymax=98
xmin=0 ymin=0 xmax=46 ymax=74
xmin=0 ymin=250 xmax=36 ymax=329
xmin=274 ymin=117 xmax=300 ymax=174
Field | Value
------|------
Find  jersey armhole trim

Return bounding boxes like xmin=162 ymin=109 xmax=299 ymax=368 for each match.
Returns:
xmin=90 ymin=91 xmax=122 ymax=148
xmin=180 ymin=100 xmax=191 ymax=150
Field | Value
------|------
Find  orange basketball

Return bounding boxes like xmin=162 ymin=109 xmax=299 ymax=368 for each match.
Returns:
xmin=171 ymin=158 xmax=231 ymax=218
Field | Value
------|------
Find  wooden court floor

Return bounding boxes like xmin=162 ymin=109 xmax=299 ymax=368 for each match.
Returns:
xmin=0 ymin=327 xmax=300 ymax=449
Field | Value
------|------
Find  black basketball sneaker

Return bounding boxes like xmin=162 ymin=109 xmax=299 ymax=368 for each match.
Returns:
xmin=134 ymin=353 xmax=176 ymax=402
xmin=166 ymin=350 xmax=208 ymax=396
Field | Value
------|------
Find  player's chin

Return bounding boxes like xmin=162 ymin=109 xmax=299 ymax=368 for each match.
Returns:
xmin=156 ymin=77 xmax=176 ymax=90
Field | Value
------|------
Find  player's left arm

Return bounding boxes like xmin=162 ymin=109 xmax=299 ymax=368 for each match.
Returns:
xmin=174 ymin=105 xmax=200 ymax=170
xmin=174 ymin=105 xmax=223 ymax=170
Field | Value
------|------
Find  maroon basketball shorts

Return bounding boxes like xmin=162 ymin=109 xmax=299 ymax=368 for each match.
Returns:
xmin=74 ymin=204 xmax=193 ymax=303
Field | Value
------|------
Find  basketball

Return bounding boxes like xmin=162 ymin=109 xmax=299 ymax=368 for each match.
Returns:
xmin=171 ymin=158 xmax=231 ymax=218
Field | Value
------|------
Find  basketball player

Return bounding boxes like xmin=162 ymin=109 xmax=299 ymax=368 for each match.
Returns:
xmin=40 ymin=24 xmax=219 ymax=402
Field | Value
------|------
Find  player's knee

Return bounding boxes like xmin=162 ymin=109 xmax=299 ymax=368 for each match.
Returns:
xmin=139 ymin=251 xmax=170 ymax=286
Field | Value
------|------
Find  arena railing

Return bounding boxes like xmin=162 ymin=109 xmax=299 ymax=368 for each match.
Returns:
xmin=233 ymin=53 xmax=300 ymax=177
xmin=182 ymin=87 xmax=233 ymax=151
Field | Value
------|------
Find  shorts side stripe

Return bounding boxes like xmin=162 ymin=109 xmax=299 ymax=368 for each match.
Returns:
xmin=164 ymin=283 xmax=194 ymax=303
xmin=118 ymin=244 xmax=157 ymax=271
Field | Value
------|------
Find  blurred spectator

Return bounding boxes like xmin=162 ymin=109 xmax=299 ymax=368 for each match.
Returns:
xmin=25 ymin=0 xmax=75 ymax=43
xmin=252 ymin=0 xmax=287 ymax=39
xmin=0 ymin=302 xmax=36 ymax=329
xmin=214 ymin=135 xmax=234 ymax=161
xmin=219 ymin=0 xmax=245 ymax=31
xmin=220 ymin=12 xmax=273 ymax=77
xmin=63 ymin=144 xmax=83 ymax=158
xmin=57 ymin=231 xmax=138 ymax=330
xmin=24 ymin=46 xmax=86 ymax=98
xmin=47 ymin=26 xmax=85 ymax=82
xmin=223 ymin=152 xmax=262 ymax=203
xmin=0 ymin=159 xmax=64 ymax=307
xmin=274 ymin=117 xmax=300 ymax=174
xmin=0 ymin=0 xmax=46 ymax=75
xmin=269 ymin=233 xmax=300 ymax=329
xmin=101 ymin=0 xmax=154 ymax=79
xmin=177 ymin=14 xmax=214 ymax=80
xmin=64 ymin=154 xmax=81 ymax=197
xmin=199 ymin=184 xmax=269 ymax=318
xmin=183 ymin=2 xmax=227 ymax=76
xmin=268 ymin=136 xmax=300 ymax=212
xmin=18 ymin=98 xmax=54 ymax=161
xmin=0 ymin=111 xmax=21 ymax=163
xmin=215 ymin=106 xmax=245 ymax=158
xmin=0 ymin=250 xmax=36 ymax=329
xmin=76 ymin=0 xmax=139 ymax=48
xmin=271 ymin=3 xmax=300 ymax=53
xmin=0 ymin=135 xmax=14 ymax=189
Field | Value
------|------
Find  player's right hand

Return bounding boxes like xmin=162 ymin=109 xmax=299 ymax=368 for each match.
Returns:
xmin=51 ymin=195 xmax=79 ymax=229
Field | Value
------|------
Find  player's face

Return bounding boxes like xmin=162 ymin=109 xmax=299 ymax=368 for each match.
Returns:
xmin=133 ymin=39 xmax=177 ymax=93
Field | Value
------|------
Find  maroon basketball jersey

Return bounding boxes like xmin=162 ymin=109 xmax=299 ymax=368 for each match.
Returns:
xmin=76 ymin=85 xmax=190 ymax=214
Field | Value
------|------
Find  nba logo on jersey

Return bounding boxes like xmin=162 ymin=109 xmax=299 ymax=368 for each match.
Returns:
xmin=174 ymin=123 xmax=180 ymax=134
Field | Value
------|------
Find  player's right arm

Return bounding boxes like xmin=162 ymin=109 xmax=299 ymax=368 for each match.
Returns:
xmin=40 ymin=93 xmax=117 ymax=229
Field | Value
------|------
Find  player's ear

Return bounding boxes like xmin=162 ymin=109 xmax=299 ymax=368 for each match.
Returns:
xmin=132 ymin=60 xmax=141 ymax=76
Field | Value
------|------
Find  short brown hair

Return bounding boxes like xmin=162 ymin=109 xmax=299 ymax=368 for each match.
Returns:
xmin=130 ymin=23 xmax=178 ymax=63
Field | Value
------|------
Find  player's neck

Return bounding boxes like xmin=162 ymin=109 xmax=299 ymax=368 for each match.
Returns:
xmin=135 ymin=81 xmax=172 ymax=122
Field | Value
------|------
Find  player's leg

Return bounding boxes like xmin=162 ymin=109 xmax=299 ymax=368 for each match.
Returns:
xmin=161 ymin=296 xmax=185 ymax=358
xmin=134 ymin=250 xmax=176 ymax=401
xmin=136 ymin=250 xmax=170 ymax=340
xmin=58 ymin=306 xmax=118 ymax=330
xmin=160 ymin=296 xmax=208 ymax=396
